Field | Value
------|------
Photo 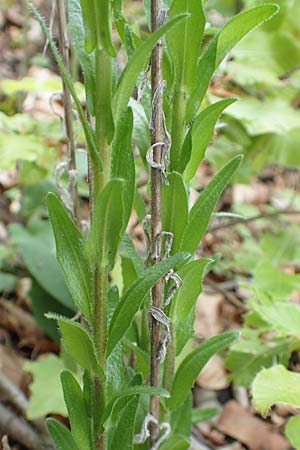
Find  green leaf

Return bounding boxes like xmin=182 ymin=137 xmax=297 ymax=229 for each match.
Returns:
xmin=162 ymin=172 xmax=188 ymax=254
xmin=108 ymin=252 xmax=190 ymax=355
xmin=113 ymin=13 xmax=189 ymax=123
xmin=47 ymin=418 xmax=80 ymax=450
xmin=68 ymin=0 xmax=95 ymax=114
xmin=79 ymin=0 xmax=115 ymax=56
xmin=170 ymin=331 xmax=238 ymax=410
xmin=103 ymin=385 xmax=170 ymax=426
xmin=109 ymin=395 xmax=139 ymax=450
xmin=285 ymin=416 xmax=300 ymax=450
xmin=50 ymin=316 xmax=105 ymax=379
xmin=252 ymin=365 xmax=300 ymax=416
xmin=30 ymin=4 xmax=102 ymax=190
xmin=167 ymin=0 xmax=205 ymax=93
xmin=171 ymin=393 xmax=192 ymax=437
xmin=9 ymin=224 xmax=74 ymax=310
xmin=47 ymin=193 xmax=92 ymax=323
xmin=159 ymin=436 xmax=190 ymax=450
xmin=174 ymin=259 xmax=210 ymax=322
xmin=192 ymin=407 xmax=221 ymax=424
xmin=184 ymin=98 xmax=237 ymax=181
xmin=111 ymin=108 xmax=135 ymax=232
xmin=60 ymin=371 xmax=93 ymax=450
xmin=180 ymin=156 xmax=243 ymax=254
xmin=86 ymin=179 xmax=125 ymax=270
xmin=186 ymin=4 xmax=279 ymax=121
xmin=119 ymin=234 xmax=145 ymax=277
xmin=24 ymin=355 xmax=67 ymax=419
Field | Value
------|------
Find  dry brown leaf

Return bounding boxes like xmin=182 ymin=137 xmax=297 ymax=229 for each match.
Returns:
xmin=197 ymin=354 xmax=229 ymax=390
xmin=217 ymin=401 xmax=290 ymax=450
xmin=232 ymin=183 xmax=269 ymax=205
xmin=195 ymin=292 xmax=224 ymax=338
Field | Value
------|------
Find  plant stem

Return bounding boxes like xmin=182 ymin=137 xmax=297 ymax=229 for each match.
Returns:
xmin=56 ymin=0 xmax=80 ymax=225
xmin=150 ymin=0 xmax=164 ymax=445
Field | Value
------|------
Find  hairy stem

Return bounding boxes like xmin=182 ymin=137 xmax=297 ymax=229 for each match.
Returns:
xmin=56 ymin=0 xmax=80 ymax=224
xmin=150 ymin=0 xmax=164 ymax=445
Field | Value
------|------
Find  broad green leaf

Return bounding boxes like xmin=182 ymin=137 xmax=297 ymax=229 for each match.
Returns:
xmin=285 ymin=416 xmax=300 ymax=450
xmin=129 ymin=98 xmax=150 ymax=164
xmin=184 ymin=98 xmax=237 ymax=181
xmin=86 ymin=179 xmax=124 ymax=269
xmin=251 ymin=299 xmax=300 ymax=340
xmin=9 ymin=224 xmax=74 ymax=310
xmin=111 ymin=108 xmax=135 ymax=232
xmin=192 ymin=407 xmax=221 ymax=424
xmin=47 ymin=418 xmax=80 ymax=450
xmin=108 ymin=252 xmax=190 ymax=355
xmin=174 ymin=259 xmax=210 ymax=322
xmin=186 ymin=4 xmax=279 ymax=121
xmin=162 ymin=172 xmax=188 ymax=254
xmin=68 ymin=0 xmax=95 ymax=114
xmin=25 ymin=355 xmax=67 ymax=419
xmin=109 ymin=395 xmax=139 ymax=450
xmin=167 ymin=0 xmax=205 ymax=92
xmin=119 ymin=234 xmax=145 ymax=278
xmin=61 ymin=371 xmax=93 ymax=450
xmin=49 ymin=316 xmax=105 ymax=379
xmin=47 ymin=193 xmax=92 ymax=323
xmin=160 ymin=436 xmax=190 ymax=450
xmin=180 ymin=156 xmax=243 ymax=254
xmin=252 ymin=365 xmax=300 ymax=416
xmin=113 ymin=14 xmax=188 ymax=122
xmin=30 ymin=5 xmax=102 ymax=192
xmin=170 ymin=331 xmax=238 ymax=410
xmin=225 ymin=334 xmax=294 ymax=387
xmin=171 ymin=393 xmax=192 ymax=437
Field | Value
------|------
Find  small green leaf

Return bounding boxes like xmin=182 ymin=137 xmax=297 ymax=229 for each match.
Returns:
xmin=162 ymin=172 xmax=188 ymax=254
xmin=60 ymin=371 xmax=93 ymax=450
xmin=186 ymin=4 xmax=279 ymax=121
xmin=113 ymin=13 xmax=189 ymax=123
xmin=86 ymin=179 xmax=125 ymax=270
xmin=47 ymin=193 xmax=92 ymax=323
xmin=49 ymin=316 xmax=105 ymax=379
xmin=47 ymin=418 xmax=80 ymax=450
xmin=109 ymin=395 xmax=139 ymax=450
xmin=171 ymin=393 xmax=192 ymax=438
xmin=167 ymin=0 xmax=205 ymax=93
xmin=108 ymin=252 xmax=190 ymax=355
xmin=184 ymin=98 xmax=237 ymax=181
xmin=170 ymin=331 xmax=238 ymax=410
xmin=174 ymin=259 xmax=210 ymax=322
xmin=111 ymin=108 xmax=135 ymax=232
xmin=119 ymin=234 xmax=145 ymax=277
xmin=252 ymin=365 xmax=300 ymax=416
xmin=285 ymin=416 xmax=300 ymax=450
xmin=180 ymin=155 xmax=242 ymax=254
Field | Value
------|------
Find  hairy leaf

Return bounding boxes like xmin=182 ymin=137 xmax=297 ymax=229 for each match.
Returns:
xmin=47 ymin=193 xmax=92 ymax=323
xmin=170 ymin=331 xmax=238 ymax=410
xmin=47 ymin=418 xmax=80 ymax=450
xmin=108 ymin=252 xmax=190 ymax=355
xmin=109 ymin=395 xmax=139 ymax=450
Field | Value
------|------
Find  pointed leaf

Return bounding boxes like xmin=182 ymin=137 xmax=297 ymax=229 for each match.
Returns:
xmin=170 ymin=331 xmax=238 ymax=410
xmin=108 ymin=252 xmax=190 ymax=355
xmin=180 ymin=155 xmax=242 ymax=254
xmin=186 ymin=4 xmax=279 ymax=121
xmin=86 ymin=179 xmax=125 ymax=269
xmin=49 ymin=316 xmax=105 ymax=380
xmin=113 ymin=13 xmax=189 ymax=123
xmin=111 ymin=108 xmax=135 ymax=232
xmin=47 ymin=193 xmax=92 ymax=323
xmin=47 ymin=418 xmax=80 ymax=450
xmin=252 ymin=365 xmax=300 ymax=416
xmin=167 ymin=0 xmax=205 ymax=92
xmin=162 ymin=172 xmax=188 ymax=254
xmin=61 ymin=371 xmax=93 ymax=450
xmin=184 ymin=98 xmax=237 ymax=181
xmin=109 ymin=395 xmax=139 ymax=450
